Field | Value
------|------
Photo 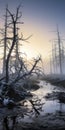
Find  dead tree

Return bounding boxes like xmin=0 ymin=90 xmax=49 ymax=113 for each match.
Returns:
xmin=0 ymin=5 xmax=9 ymax=75
xmin=0 ymin=5 xmax=41 ymax=96
xmin=5 ymin=5 xmax=30 ymax=83
xmin=3 ymin=5 xmax=8 ymax=74
xmin=6 ymin=7 xmax=19 ymax=83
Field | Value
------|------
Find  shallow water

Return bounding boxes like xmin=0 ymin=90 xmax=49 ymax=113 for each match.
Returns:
xmin=20 ymin=80 xmax=65 ymax=122
xmin=33 ymin=80 xmax=65 ymax=114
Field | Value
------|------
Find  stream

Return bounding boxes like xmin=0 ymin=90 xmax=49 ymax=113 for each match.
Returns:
xmin=21 ymin=80 xmax=65 ymax=122
xmin=34 ymin=80 xmax=65 ymax=114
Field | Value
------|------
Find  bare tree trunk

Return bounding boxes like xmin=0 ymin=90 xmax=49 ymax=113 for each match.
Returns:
xmin=6 ymin=23 xmax=16 ymax=83
xmin=3 ymin=6 xmax=8 ymax=74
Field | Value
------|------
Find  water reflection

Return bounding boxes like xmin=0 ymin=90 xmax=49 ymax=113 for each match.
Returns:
xmin=32 ymin=80 xmax=65 ymax=115
xmin=20 ymin=80 xmax=65 ymax=122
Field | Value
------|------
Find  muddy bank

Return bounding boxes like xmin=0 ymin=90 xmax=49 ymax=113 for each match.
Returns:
xmin=23 ymin=83 xmax=40 ymax=91
xmin=50 ymin=79 xmax=65 ymax=87
xmin=45 ymin=91 xmax=65 ymax=103
xmin=42 ymin=74 xmax=65 ymax=87
xmin=44 ymin=77 xmax=65 ymax=87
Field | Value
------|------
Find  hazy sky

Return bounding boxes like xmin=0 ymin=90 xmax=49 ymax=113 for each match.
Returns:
xmin=0 ymin=0 xmax=65 ymax=60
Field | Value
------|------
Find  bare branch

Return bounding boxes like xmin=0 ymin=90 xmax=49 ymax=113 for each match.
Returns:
xmin=16 ymin=4 xmax=21 ymax=21
xmin=6 ymin=8 xmax=14 ymax=22
xmin=10 ymin=57 xmax=41 ymax=85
